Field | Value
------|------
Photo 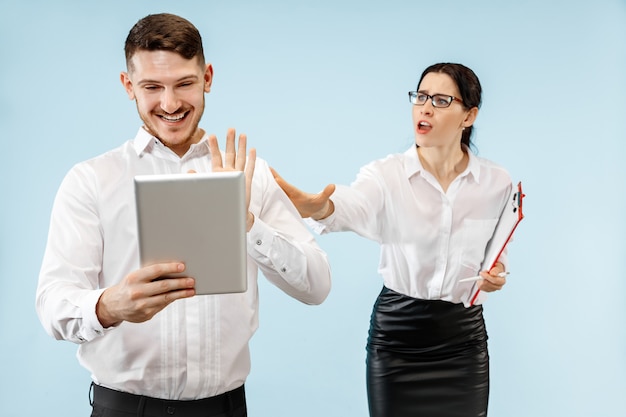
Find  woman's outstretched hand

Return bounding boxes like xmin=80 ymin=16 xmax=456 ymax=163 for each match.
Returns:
xmin=270 ymin=167 xmax=336 ymax=220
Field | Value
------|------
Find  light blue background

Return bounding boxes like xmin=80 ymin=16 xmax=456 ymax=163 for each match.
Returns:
xmin=1 ymin=1 xmax=625 ymax=416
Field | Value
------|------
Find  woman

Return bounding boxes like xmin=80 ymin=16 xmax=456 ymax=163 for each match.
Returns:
xmin=272 ymin=63 xmax=511 ymax=417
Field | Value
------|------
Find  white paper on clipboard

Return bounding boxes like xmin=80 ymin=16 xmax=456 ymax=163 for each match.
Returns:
xmin=482 ymin=181 xmax=525 ymax=271
xmin=469 ymin=181 xmax=525 ymax=306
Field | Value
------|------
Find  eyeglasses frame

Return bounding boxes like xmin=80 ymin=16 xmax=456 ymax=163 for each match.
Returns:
xmin=408 ymin=91 xmax=463 ymax=108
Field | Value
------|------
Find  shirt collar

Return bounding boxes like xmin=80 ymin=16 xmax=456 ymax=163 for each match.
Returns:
xmin=465 ymin=148 xmax=481 ymax=183
xmin=403 ymin=144 xmax=482 ymax=183
xmin=132 ymin=127 xmax=210 ymax=158
xmin=132 ymin=127 xmax=156 ymax=155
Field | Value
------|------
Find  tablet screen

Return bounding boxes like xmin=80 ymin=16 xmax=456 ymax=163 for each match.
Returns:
xmin=134 ymin=171 xmax=247 ymax=295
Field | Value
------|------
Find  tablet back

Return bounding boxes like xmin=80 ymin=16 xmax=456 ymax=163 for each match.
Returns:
xmin=134 ymin=172 xmax=247 ymax=295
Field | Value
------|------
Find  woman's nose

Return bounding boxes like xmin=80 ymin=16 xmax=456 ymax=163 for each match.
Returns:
xmin=421 ymin=99 xmax=435 ymax=115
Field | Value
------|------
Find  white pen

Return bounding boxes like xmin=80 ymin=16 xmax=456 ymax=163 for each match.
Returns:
xmin=458 ymin=271 xmax=510 ymax=283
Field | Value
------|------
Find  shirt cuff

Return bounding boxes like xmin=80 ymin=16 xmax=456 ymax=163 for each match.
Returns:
xmin=246 ymin=215 xmax=308 ymax=290
xmin=247 ymin=217 xmax=275 ymax=258
xmin=77 ymin=289 xmax=107 ymax=342
xmin=304 ymin=216 xmax=334 ymax=235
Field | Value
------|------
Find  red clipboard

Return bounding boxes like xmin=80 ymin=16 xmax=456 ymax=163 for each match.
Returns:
xmin=469 ymin=181 xmax=525 ymax=306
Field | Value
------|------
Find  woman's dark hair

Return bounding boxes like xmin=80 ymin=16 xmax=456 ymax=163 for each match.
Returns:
xmin=416 ymin=63 xmax=482 ymax=149
xmin=124 ymin=13 xmax=205 ymax=71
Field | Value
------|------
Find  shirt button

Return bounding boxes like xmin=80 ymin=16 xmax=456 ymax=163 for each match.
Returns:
xmin=280 ymin=267 xmax=287 ymax=273
xmin=256 ymin=239 xmax=262 ymax=245
xmin=167 ymin=406 xmax=176 ymax=414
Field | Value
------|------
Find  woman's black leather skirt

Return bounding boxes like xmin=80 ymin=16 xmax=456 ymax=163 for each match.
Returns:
xmin=366 ymin=286 xmax=490 ymax=417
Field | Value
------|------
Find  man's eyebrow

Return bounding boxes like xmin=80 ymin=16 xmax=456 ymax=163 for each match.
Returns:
xmin=136 ymin=75 xmax=200 ymax=85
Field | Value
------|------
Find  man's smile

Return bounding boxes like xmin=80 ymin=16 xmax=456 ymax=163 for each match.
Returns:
xmin=158 ymin=111 xmax=188 ymax=123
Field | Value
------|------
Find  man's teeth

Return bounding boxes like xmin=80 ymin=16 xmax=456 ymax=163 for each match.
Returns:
xmin=161 ymin=113 xmax=185 ymax=122
xmin=419 ymin=122 xmax=431 ymax=127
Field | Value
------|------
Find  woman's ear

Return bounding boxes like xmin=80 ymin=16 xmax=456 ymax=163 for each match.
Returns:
xmin=463 ymin=107 xmax=479 ymax=128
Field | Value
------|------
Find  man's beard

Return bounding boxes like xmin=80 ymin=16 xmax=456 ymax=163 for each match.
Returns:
xmin=137 ymin=99 xmax=205 ymax=150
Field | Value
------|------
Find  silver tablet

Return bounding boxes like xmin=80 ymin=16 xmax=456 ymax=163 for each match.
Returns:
xmin=134 ymin=171 xmax=247 ymax=295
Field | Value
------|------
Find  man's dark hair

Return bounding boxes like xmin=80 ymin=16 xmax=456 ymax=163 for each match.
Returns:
xmin=125 ymin=13 xmax=205 ymax=71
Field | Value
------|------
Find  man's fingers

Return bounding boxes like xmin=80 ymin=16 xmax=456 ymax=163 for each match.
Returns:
xmin=101 ymin=262 xmax=194 ymax=325
xmin=236 ymin=134 xmax=248 ymax=170
xmin=129 ymin=262 xmax=185 ymax=284
xmin=246 ymin=148 xmax=256 ymax=179
xmin=142 ymin=263 xmax=195 ymax=297
xmin=208 ymin=135 xmax=223 ymax=168
xmin=225 ymin=128 xmax=236 ymax=167
xmin=210 ymin=129 xmax=250 ymax=172
xmin=150 ymin=276 xmax=196 ymax=297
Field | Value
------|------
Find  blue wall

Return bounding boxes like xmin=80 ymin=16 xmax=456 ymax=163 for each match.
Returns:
xmin=1 ymin=1 xmax=625 ymax=416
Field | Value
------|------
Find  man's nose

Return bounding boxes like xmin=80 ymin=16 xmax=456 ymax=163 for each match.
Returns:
xmin=160 ymin=88 xmax=181 ymax=114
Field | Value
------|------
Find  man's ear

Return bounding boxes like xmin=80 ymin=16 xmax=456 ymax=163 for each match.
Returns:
xmin=204 ymin=64 xmax=214 ymax=93
xmin=120 ymin=72 xmax=135 ymax=100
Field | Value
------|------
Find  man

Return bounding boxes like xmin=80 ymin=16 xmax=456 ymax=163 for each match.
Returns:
xmin=36 ymin=13 xmax=331 ymax=417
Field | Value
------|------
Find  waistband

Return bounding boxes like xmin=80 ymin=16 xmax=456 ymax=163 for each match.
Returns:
xmin=91 ymin=383 xmax=246 ymax=417
xmin=367 ymin=286 xmax=487 ymax=353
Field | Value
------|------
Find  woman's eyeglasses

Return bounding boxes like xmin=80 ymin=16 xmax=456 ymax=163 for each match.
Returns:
xmin=408 ymin=91 xmax=463 ymax=108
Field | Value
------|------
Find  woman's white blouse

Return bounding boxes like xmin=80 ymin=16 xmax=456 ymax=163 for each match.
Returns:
xmin=307 ymin=146 xmax=512 ymax=306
